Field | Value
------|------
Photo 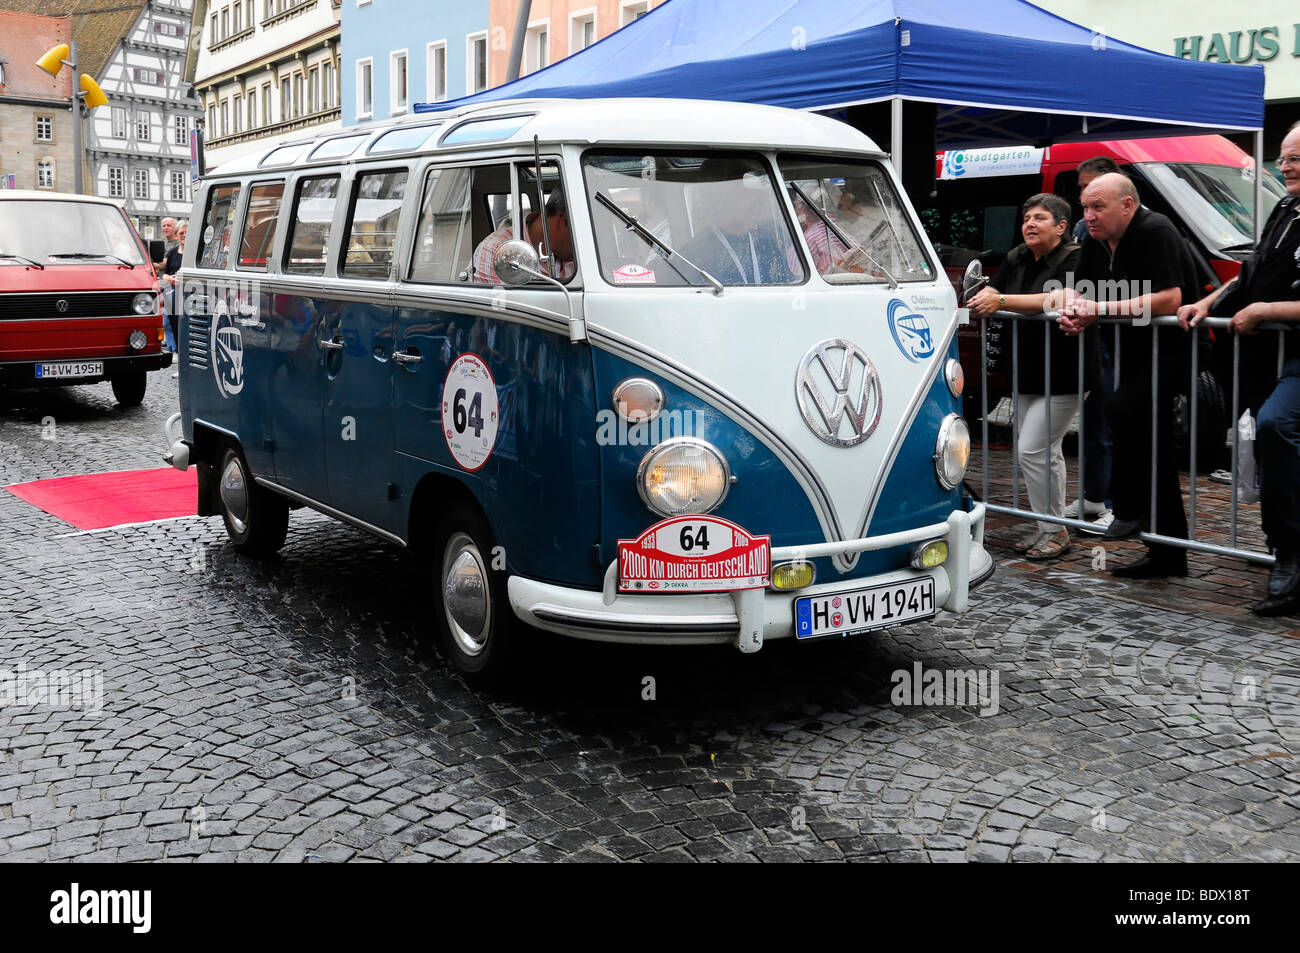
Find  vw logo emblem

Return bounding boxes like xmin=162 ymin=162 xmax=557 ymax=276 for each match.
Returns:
xmin=795 ymin=338 xmax=882 ymax=447
xmin=55 ymin=299 xmax=69 ymax=313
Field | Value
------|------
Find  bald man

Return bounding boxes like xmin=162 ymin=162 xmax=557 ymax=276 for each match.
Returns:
xmin=1057 ymin=172 xmax=1200 ymax=578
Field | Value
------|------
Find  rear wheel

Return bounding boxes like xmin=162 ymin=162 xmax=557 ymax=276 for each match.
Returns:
xmin=217 ymin=446 xmax=288 ymax=556
xmin=110 ymin=370 xmax=146 ymax=407
xmin=432 ymin=506 xmax=516 ymax=678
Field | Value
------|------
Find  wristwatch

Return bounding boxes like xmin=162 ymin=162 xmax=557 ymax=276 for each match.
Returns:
xmin=998 ymin=294 xmax=1005 ymax=309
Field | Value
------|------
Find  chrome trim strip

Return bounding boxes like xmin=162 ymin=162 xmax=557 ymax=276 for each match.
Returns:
xmin=253 ymin=477 xmax=407 ymax=548
xmin=851 ymin=314 xmax=961 ymax=542
xmin=530 ymin=604 xmax=738 ymax=635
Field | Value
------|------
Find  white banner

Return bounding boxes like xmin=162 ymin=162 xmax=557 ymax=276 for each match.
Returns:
xmin=939 ymin=146 xmax=1045 ymax=180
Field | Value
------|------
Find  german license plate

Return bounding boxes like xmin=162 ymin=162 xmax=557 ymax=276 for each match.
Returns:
xmin=795 ymin=578 xmax=936 ymax=639
xmin=36 ymin=361 xmax=103 ymax=379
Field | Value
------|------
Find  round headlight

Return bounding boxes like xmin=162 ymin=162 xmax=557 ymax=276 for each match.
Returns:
xmin=945 ymin=358 xmax=964 ymax=398
xmin=934 ymin=413 xmax=970 ymax=490
xmin=637 ymin=437 xmax=731 ymax=517
xmin=611 ymin=377 xmax=664 ymax=423
xmin=128 ymin=329 xmax=147 ymax=350
xmin=132 ymin=293 xmax=156 ymax=316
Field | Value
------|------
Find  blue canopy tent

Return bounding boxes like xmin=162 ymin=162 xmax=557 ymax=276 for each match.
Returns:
xmin=416 ymin=0 xmax=1267 ymax=214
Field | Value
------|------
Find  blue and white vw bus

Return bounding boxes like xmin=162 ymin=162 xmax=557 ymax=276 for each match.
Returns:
xmin=165 ymin=98 xmax=993 ymax=675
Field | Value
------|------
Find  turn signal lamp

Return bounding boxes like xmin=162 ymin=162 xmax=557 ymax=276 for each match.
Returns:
xmin=80 ymin=75 xmax=108 ymax=109
xmin=36 ymin=45 xmax=70 ymax=77
xmin=771 ymin=561 xmax=816 ymax=590
xmin=911 ymin=540 xmax=949 ymax=570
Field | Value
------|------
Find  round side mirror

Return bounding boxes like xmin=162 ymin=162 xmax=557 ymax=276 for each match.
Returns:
xmin=962 ymin=259 xmax=986 ymax=303
xmin=492 ymin=239 xmax=541 ymax=287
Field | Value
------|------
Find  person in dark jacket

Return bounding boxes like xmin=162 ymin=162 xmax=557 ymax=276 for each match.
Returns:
xmin=970 ymin=193 xmax=1093 ymax=559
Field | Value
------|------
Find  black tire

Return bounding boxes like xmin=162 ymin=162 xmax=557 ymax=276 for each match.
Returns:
xmin=110 ymin=370 xmax=147 ymax=407
xmin=431 ymin=504 xmax=516 ymax=678
xmin=1174 ymin=371 xmax=1228 ymax=473
xmin=216 ymin=445 xmax=288 ymax=556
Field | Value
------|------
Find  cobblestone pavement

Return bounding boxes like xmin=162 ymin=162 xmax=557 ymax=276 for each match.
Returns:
xmin=1 ymin=374 xmax=1298 ymax=862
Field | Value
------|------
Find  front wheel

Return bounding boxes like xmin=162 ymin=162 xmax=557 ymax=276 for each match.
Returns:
xmin=217 ymin=446 xmax=288 ymax=556
xmin=433 ymin=507 xmax=516 ymax=678
xmin=110 ymin=370 xmax=146 ymax=407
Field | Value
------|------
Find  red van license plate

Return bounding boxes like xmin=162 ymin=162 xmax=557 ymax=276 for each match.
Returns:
xmin=36 ymin=362 xmax=103 ymax=379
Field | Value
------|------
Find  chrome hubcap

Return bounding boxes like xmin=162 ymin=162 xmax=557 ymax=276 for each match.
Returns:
xmin=442 ymin=532 xmax=490 ymax=657
xmin=219 ymin=457 xmax=249 ymax=534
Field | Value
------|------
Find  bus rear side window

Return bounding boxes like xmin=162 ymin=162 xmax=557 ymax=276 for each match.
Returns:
xmin=197 ymin=183 xmax=241 ymax=269
xmin=342 ymin=169 xmax=407 ymax=279
xmin=285 ymin=175 xmax=339 ymax=274
xmin=238 ymin=181 xmax=284 ymax=270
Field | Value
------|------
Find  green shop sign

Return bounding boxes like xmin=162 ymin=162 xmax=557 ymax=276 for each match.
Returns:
xmin=1174 ymin=24 xmax=1300 ymax=63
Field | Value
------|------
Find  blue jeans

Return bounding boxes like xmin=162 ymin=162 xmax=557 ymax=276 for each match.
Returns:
xmin=1258 ymin=357 xmax=1300 ymax=552
xmin=162 ymin=310 xmax=177 ymax=352
xmin=1083 ymin=333 xmax=1114 ymax=507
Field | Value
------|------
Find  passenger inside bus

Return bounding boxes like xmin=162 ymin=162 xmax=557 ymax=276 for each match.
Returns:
xmin=471 ymin=189 xmax=574 ymax=284
xmin=677 ymin=158 xmax=799 ymax=285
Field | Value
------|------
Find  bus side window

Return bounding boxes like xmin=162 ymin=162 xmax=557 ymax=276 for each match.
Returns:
xmin=409 ymin=166 xmax=474 ymax=282
xmin=284 ymin=174 xmax=340 ymax=275
xmin=237 ymin=180 xmax=284 ymax=271
xmin=197 ymin=183 xmax=241 ymax=270
xmin=341 ymin=168 xmax=408 ymax=280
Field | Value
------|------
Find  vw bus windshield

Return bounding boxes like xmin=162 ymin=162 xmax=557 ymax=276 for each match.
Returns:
xmin=1138 ymin=161 xmax=1286 ymax=256
xmin=583 ymin=152 xmax=806 ymax=287
xmin=778 ymin=155 xmax=935 ymax=284
xmin=0 ymin=200 xmax=145 ymax=265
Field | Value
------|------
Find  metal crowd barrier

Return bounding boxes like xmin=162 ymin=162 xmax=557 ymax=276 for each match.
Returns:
xmin=977 ymin=312 xmax=1289 ymax=567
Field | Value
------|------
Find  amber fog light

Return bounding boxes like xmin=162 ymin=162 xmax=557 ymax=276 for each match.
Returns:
xmin=911 ymin=540 xmax=949 ymax=570
xmin=128 ymin=329 xmax=148 ymax=350
xmin=771 ymin=561 xmax=816 ymax=590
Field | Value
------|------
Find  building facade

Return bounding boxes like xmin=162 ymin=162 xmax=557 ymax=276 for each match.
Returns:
xmin=189 ymin=0 xmax=342 ymax=171
xmin=86 ymin=0 xmax=203 ymax=240
xmin=340 ymin=0 xmax=489 ymax=126
xmin=0 ymin=12 xmax=75 ymax=193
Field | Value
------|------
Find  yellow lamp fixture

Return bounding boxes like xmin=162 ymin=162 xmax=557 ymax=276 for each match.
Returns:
xmin=80 ymin=74 xmax=107 ymax=109
xmin=35 ymin=44 xmax=70 ymax=77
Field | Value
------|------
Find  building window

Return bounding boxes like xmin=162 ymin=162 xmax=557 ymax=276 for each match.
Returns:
xmin=108 ymin=166 xmax=124 ymax=198
xmin=170 ymin=171 xmax=187 ymax=202
xmin=293 ymin=72 xmax=303 ymax=117
xmin=262 ymin=84 xmax=271 ymax=124
xmin=248 ymin=94 xmax=257 ymax=129
xmin=281 ymin=75 xmax=291 ymax=121
xmin=233 ymin=95 xmax=243 ymax=133
xmin=221 ymin=100 xmax=229 ymax=137
xmin=37 ymin=158 xmax=55 ymax=190
xmin=210 ymin=13 xmax=218 ymax=45
xmin=621 ymin=1 xmax=650 ymax=26
xmin=208 ymin=104 xmax=217 ymax=134
xmin=572 ymin=12 xmax=596 ymax=52
xmin=427 ymin=41 xmax=447 ymax=102
xmin=356 ymin=58 xmax=373 ymax=119
xmin=322 ymin=62 xmax=334 ymax=109
xmin=133 ymin=169 xmax=149 ymax=200
xmin=468 ymin=33 xmax=487 ymax=93
xmin=133 ymin=68 xmax=164 ymax=85
xmin=525 ymin=24 xmax=549 ymax=75
xmin=136 ymin=113 xmax=151 ymax=142
xmin=232 ymin=2 xmax=241 ymax=33
xmin=35 ymin=115 xmax=53 ymax=142
xmin=390 ymin=50 xmax=408 ymax=114
xmin=309 ymin=66 xmax=319 ymax=114
xmin=174 ymin=115 xmax=189 ymax=145
xmin=111 ymin=107 xmax=128 ymax=139
xmin=154 ymin=21 xmax=184 ymax=38
xmin=221 ymin=8 xmax=229 ymax=39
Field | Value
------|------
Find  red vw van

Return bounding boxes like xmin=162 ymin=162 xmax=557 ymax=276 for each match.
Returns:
xmin=0 ymin=190 xmax=170 ymax=406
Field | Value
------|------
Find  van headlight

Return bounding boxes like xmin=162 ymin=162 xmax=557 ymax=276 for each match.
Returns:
xmin=637 ymin=437 xmax=731 ymax=517
xmin=132 ymin=293 xmax=156 ymax=315
xmin=934 ymin=413 xmax=970 ymax=490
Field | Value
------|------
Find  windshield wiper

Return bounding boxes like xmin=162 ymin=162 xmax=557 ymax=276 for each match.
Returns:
xmin=1219 ymin=242 xmax=1255 ymax=252
xmin=48 ymin=252 xmax=135 ymax=268
xmin=786 ymin=181 xmax=899 ymax=289
xmin=593 ymin=191 xmax=724 ymax=296
xmin=0 ymin=253 xmax=45 ymax=269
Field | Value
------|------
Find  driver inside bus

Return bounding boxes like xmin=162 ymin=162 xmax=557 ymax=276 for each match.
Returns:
xmin=679 ymin=158 xmax=799 ymax=285
xmin=471 ymin=190 xmax=575 ymax=284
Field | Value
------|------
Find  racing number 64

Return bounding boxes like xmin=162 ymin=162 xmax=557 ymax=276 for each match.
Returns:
xmin=453 ymin=388 xmax=485 ymax=437
xmin=678 ymin=523 xmax=711 ymax=552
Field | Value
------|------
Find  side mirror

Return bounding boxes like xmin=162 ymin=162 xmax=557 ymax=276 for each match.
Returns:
xmin=492 ymin=239 xmax=541 ymax=287
xmin=149 ymin=239 xmax=166 ymax=263
xmin=962 ymin=259 xmax=988 ymax=304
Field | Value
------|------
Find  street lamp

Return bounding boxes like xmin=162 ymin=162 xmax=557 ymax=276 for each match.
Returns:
xmin=35 ymin=42 xmax=108 ymax=195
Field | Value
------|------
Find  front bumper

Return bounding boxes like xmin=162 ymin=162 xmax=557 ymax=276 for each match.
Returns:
xmin=509 ymin=503 xmax=993 ymax=650
xmin=0 ymin=351 xmax=172 ymax=387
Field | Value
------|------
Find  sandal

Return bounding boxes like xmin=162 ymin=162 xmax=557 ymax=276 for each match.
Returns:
xmin=1013 ymin=529 xmax=1044 ymax=554
xmin=1026 ymin=530 xmax=1071 ymax=561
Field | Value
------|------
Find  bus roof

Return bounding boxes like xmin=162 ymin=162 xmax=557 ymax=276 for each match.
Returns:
xmin=0 ymin=190 xmax=128 ymax=208
xmin=207 ymin=98 xmax=886 ymax=178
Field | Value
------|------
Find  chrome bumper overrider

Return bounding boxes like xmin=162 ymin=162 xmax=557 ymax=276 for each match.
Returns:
xmin=508 ymin=503 xmax=992 ymax=651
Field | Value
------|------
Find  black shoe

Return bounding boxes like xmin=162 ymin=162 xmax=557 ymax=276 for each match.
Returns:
xmin=1267 ymin=551 xmax=1300 ymax=598
xmin=1252 ymin=591 xmax=1300 ymax=617
xmin=1111 ymin=553 xmax=1187 ymax=579
xmin=1102 ymin=518 xmax=1143 ymax=541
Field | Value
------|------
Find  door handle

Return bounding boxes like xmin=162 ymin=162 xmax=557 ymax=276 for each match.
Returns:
xmin=318 ymin=336 xmax=344 ymax=351
xmin=391 ymin=349 xmax=423 ymax=365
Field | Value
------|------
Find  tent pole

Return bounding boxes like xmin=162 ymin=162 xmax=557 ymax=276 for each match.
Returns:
xmin=890 ymin=97 xmax=903 ymax=173
xmin=1254 ymin=129 xmax=1264 ymax=242
xmin=506 ymin=0 xmax=533 ymax=83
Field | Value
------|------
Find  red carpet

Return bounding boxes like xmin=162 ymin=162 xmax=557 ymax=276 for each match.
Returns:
xmin=5 ymin=467 xmax=197 ymax=531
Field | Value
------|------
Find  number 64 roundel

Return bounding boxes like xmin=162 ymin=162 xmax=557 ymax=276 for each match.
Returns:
xmin=617 ymin=515 xmax=771 ymax=594
xmin=442 ymin=353 xmax=500 ymax=472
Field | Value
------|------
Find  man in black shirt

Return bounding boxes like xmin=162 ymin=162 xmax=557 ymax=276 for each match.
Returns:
xmin=1059 ymin=173 xmax=1199 ymax=577
xmin=1179 ymin=122 xmax=1300 ymax=614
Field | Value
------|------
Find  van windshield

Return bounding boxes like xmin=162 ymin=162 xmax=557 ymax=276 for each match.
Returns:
xmin=583 ymin=152 xmax=806 ymax=287
xmin=0 ymin=200 xmax=145 ymax=265
xmin=779 ymin=155 xmax=934 ymax=284
xmin=1138 ymin=161 xmax=1287 ymax=254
